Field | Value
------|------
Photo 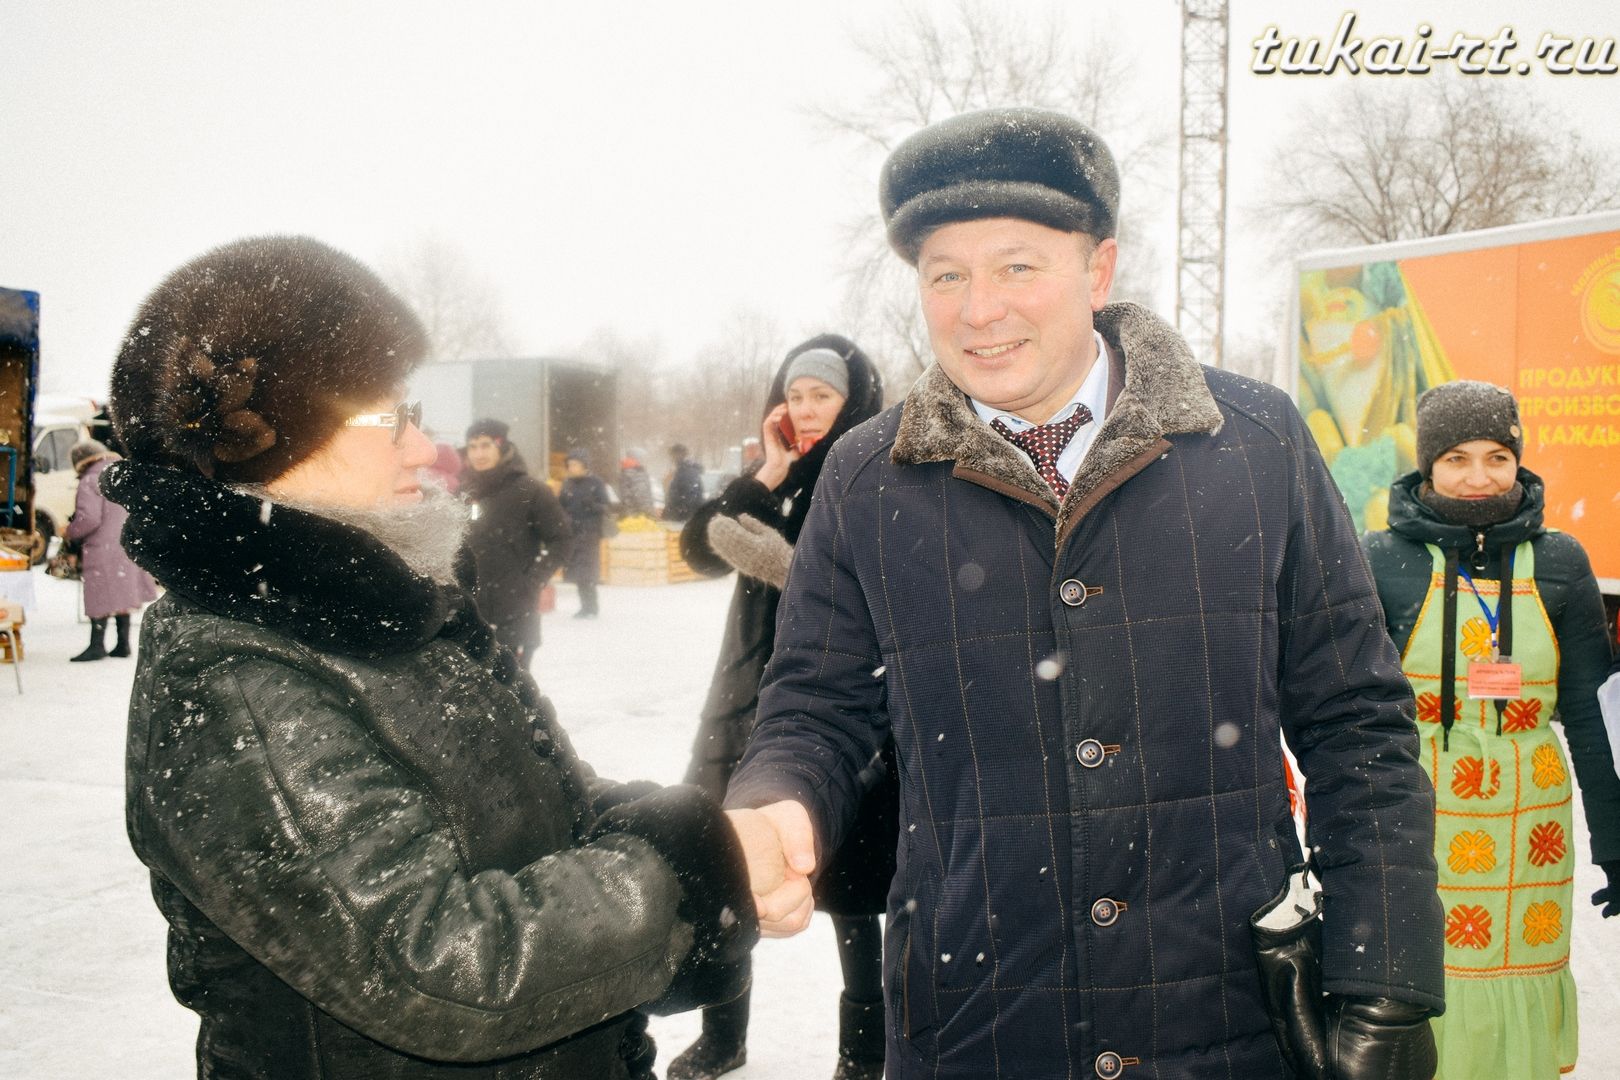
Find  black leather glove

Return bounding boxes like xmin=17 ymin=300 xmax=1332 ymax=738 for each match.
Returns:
xmin=1325 ymin=996 xmax=1437 ymax=1080
xmin=1251 ymin=865 xmax=1329 ymax=1080
xmin=1251 ymin=906 xmax=1328 ymax=1079
xmin=1595 ymin=860 xmax=1620 ymax=918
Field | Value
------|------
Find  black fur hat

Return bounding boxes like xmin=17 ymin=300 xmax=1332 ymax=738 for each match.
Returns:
xmin=466 ymin=418 xmax=510 ymax=444
xmin=880 ymin=107 xmax=1121 ymax=264
xmin=110 ymin=236 xmax=427 ymax=483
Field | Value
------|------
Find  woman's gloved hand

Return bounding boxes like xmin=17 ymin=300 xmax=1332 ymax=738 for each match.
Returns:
xmin=707 ymin=513 xmax=794 ymax=590
xmin=1325 ymin=996 xmax=1436 ymax=1080
xmin=1594 ymin=860 xmax=1620 ymax=918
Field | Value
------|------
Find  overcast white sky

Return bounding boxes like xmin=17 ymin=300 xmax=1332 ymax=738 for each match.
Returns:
xmin=3 ymin=0 xmax=1616 ymax=397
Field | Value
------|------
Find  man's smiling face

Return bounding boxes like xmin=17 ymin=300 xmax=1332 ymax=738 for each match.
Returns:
xmin=917 ymin=216 xmax=1117 ymax=424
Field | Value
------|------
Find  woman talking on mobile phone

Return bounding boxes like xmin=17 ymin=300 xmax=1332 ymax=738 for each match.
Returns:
xmin=673 ymin=335 xmax=893 ymax=1080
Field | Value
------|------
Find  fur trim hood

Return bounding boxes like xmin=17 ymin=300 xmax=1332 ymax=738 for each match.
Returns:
xmin=892 ymin=302 xmax=1223 ymax=533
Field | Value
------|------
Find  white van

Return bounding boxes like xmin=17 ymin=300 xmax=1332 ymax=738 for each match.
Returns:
xmin=27 ymin=394 xmax=100 ymax=552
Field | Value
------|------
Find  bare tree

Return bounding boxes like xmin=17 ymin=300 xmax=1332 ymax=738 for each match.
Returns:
xmin=577 ymin=328 xmax=668 ymax=459
xmin=813 ymin=0 xmax=1171 ymax=383
xmin=1259 ymin=78 xmax=1620 ymax=247
xmin=665 ymin=310 xmax=784 ymax=466
xmin=381 ymin=235 xmax=514 ymax=361
xmin=581 ymin=313 xmax=782 ymax=469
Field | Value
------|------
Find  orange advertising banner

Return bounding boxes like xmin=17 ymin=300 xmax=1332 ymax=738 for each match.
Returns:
xmin=1297 ymin=224 xmax=1620 ymax=587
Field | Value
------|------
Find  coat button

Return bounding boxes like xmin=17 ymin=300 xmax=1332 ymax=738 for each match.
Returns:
xmin=1059 ymin=578 xmax=1088 ymax=606
xmin=1090 ymin=897 xmax=1125 ymax=927
xmin=1095 ymin=1051 xmax=1124 ymax=1078
xmin=1076 ymin=738 xmax=1105 ymax=768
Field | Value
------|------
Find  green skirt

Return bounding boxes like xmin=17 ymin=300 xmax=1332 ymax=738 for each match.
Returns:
xmin=1433 ymin=965 xmax=1578 ymax=1078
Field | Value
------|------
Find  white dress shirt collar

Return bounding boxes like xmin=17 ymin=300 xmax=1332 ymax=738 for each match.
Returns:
xmin=969 ymin=330 xmax=1110 ymax=485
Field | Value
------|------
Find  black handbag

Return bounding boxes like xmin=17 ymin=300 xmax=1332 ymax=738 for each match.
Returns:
xmin=1251 ymin=861 xmax=1330 ymax=1080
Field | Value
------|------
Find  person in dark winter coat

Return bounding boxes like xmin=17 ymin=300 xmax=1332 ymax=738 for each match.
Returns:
xmin=670 ymin=336 xmax=891 ymax=1080
xmin=619 ymin=448 xmax=656 ymax=518
xmin=724 ymin=108 xmax=1445 ymax=1080
xmin=63 ymin=440 xmax=157 ymax=661
xmin=460 ymin=418 xmax=572 ymax=668
xmin=104 ymin=235 xmax=757 ymax=1080
xmin=663 ymin=444 xmax=705 ymax=522
xmin=558 ymin=449 xmax=611 ymax=617
xmin=1361 ymin=380 xmax=1619 ymax=1079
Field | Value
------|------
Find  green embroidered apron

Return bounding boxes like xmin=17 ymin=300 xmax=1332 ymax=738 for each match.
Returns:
xmin=1401 ymin=540 xmax=1578 ymax=1078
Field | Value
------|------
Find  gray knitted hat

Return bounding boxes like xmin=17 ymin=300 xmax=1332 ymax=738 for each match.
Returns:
xmin=783 ymin=347 xmax=849 ymax=399
xmin=880 ymin=107 xmax=1121 ymax=264
xmin=1415 ymin=380 xmax=1523 ymax=476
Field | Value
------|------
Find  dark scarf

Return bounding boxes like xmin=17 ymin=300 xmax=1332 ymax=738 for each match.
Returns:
xmin=1416 ymin=481 xmax=1525 ymax=530
xmin=1385 ymin=467 xmax=1545 ymax=569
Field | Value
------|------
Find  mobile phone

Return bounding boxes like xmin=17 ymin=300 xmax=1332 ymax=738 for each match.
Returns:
xmin=778 ymin=412 xmax=797 ymax=447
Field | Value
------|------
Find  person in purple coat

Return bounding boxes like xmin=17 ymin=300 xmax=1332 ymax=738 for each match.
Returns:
xmin=63 ymin=440 xmax=158 ymax=661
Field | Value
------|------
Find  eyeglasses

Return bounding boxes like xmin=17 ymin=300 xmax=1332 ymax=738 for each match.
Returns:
xmin=344 ymin=401 xmax=423 ymax=445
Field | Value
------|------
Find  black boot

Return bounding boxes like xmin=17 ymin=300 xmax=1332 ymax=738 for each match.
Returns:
xmin=833 ymin=993 xmax=885 ymax=1080
xmin=71 ymin=618 xmax=108 ymax=662
xmin=667 ymin=994 xmax=748 ymax=1080
xmin=110 ymin=613 xmax=132 ymax=657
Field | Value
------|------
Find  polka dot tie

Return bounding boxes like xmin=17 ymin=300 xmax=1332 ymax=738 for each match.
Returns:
xmin=991 ymin=406 xmax=1093 ymax=499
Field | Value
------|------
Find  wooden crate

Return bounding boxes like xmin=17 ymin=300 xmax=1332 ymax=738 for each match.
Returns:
xmin=665 ymin=530 xmax=698 ymax=583
xmin=601 ymin=525 xmax=698 ymax=586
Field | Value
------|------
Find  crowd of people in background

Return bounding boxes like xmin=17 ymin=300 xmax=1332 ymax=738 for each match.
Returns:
xmin=47 ymin=397 xmax=772 ymax=667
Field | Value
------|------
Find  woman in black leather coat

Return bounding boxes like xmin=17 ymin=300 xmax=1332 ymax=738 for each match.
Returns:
xmin=105 ymin=235 xmax=756 ymax=1080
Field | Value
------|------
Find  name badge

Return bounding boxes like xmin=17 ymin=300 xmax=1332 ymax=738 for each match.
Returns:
xmin=1467 ymin=659 xmax=1522 ymax=700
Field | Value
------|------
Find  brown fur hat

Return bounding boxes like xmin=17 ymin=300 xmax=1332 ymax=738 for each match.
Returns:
xmin=110 ymin=236 xmax=427 ymax=483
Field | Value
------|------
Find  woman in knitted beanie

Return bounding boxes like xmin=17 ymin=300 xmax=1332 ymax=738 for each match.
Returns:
xmin=1361 ymin=379 xmax=1619 ymax=1078
xmin=103 ymin=235 xmax=757 ymax=1079
xmin=671 ymin=335 xmax=892 ymax=1080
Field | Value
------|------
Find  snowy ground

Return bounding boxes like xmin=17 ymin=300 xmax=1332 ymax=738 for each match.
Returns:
xmin=3 ymin=566 xmax=1617 ymax=1078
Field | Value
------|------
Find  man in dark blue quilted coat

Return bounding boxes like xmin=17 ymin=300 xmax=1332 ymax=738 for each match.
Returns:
xmin=725 ymin=109 xmax=1445 ymax=1080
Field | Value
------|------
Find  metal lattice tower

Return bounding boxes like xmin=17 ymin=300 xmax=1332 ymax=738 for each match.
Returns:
xmin=1176 ymin=0 xmax=1229 ymax=368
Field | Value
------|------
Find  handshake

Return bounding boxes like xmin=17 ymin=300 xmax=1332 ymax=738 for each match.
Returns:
xmin=724 ymin=800 xmax=819 ymax=937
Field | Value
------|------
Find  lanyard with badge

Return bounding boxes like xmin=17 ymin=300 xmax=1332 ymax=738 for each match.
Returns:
xmin=1438 ymin=545 xmax=1518 ymax=750
xmin=1459 ymin=552 xmax=1521 ymax=707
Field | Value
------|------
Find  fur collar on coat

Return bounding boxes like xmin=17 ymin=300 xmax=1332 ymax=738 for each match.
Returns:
xmin=892 ymin=302 xmax=1224 ymax=535
xmin=101 ymin=459 xmax=456 ymax=659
